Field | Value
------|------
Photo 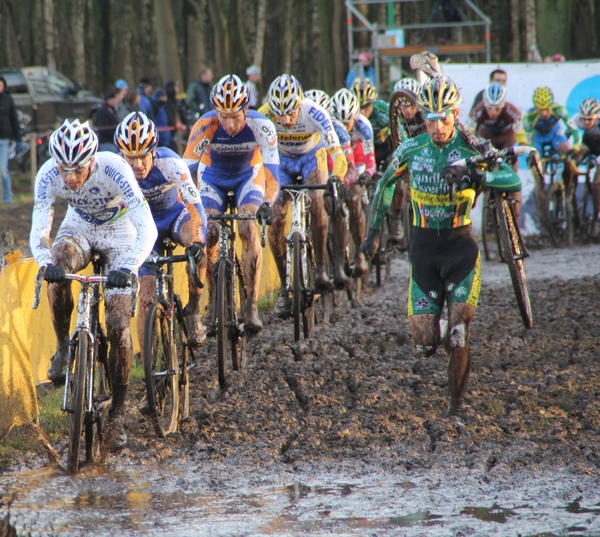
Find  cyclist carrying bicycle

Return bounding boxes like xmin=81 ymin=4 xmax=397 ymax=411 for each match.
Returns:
xmin=258 ymin=74 xmax=348 ymax=317
xmin=30 ymin=119 xmax=157 ymax=450
xmin=573 ymin=97 xmax=600 ymax=236
xmin=360 ymin=76 xmax=521 ymax=420
xmin=114 ymin=112 xmax=208 ymax=349
xmin=183 ymin=74 xmax=279 ymax=334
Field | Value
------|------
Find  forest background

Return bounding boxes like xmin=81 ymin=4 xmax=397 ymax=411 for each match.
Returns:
xmin=0 ymin=0 xmax=598 ymax=99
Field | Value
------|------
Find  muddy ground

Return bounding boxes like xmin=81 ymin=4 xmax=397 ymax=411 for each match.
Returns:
xmin=2 ymin=201 xmax=600 ymax=535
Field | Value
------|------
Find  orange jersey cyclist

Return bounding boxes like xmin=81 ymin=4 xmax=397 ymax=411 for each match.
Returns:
xmin=258 ymin=74 xmax=348 ymax=318
xmin=183 ymin=74 xmax=280 ymax=334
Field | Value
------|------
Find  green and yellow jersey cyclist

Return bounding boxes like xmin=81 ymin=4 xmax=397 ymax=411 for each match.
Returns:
xmin=360 ymin=76 xmax=521 ymax=420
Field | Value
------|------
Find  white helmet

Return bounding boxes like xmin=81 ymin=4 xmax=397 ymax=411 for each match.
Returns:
xmin=579 ymin=98 xmax=600 ymax=119
xmin=483 ymin=82 xmax=507 ymax=108
xmin=268 ymin=74 xmax=303 ymax=115
xmin=49 ymin=119 xmax=98 ymax=168
xmin=393 ymin=77 xmax=419 ymax=95
xmin=330 ymin=88 xmax=360 ymax=123
xmin=304 ymin=89 xmax=331 ymax=111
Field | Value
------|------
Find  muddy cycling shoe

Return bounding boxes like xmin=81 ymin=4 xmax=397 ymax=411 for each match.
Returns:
xmin=445 ymin=397 xmax=464 ymax=421
xmin=47 ymin=345 xmax=69 ymax=385
xmin=275 ymin=290 xmax=292 ymax=319
xmin=185 ymin=313 xmax=207 ymax=348
xmin=333 ymin=266 xmax=350 ymax=290
xmin=352 ymin=253 xmax=369 ymax=277
xmin=244 ymin=303 xmax=263 ymax=335
xmin=201 ymin=306 xmax=216 ymax=338
xmin=104 ymin=414 xmax=128 ymax=452
xmin=314 ymin=266 xmax=333 ymax=291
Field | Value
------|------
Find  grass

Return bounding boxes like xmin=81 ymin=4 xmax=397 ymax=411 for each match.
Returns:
xmin=8 ymin=169 xmax=35 ymax=203
xmin=258 ymin=290 xmax=278 ymax=310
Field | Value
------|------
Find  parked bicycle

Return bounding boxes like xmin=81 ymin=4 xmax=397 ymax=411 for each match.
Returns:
xmin=32 ymin=254 xmax=135 ymax=473
xmin=141 ymin=238 xmax=202 ymax=438
xmin=208 ymin=193 xmax=266 ymax=388
xmin=448 ymin=145 xmax=534 ymax=329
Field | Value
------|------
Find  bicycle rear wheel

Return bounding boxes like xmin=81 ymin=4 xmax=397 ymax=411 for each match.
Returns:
xmin=545 ymin=182 xmax=568 ymax=247
xmin=144 ymin=302 xmax=179 ymax=437
xmin=67 ymin=331 xmax=87 ymax=474
xmin=216 ymin=261 xmax=230 ymax=388
xmin=494 ymin=191 xmax=533 ymax=329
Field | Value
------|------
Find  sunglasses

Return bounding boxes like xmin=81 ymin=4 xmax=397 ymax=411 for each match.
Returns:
xmin=58 ymin=162 xmax=90 ymax=174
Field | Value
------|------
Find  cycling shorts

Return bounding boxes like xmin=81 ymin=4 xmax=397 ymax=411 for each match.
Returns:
xmin=279 ymin=143 xmax=328 ymax=186
xmin=199 ymin=163 xmax=265 ymax=212
xmin=53 ymin=208 xmax=137 ymax=297
xmin=407 ymin=225 xmax=481 ymax=317
xmin=534 ymin=123 xmax=567 ymax=154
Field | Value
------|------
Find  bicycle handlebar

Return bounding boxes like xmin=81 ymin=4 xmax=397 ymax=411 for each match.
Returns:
xmin=207 ymin=212 xmax=267 ymax=248
xmin=449 ymin=145 xmax=537 ymax=170
xmin=143 ymin=250 xmax=204 ymax=289
xmin=280 ymin=183 xmax=329 ymax=191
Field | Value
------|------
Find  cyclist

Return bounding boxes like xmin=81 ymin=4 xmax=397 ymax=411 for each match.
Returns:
xmin=573 ymin=97 xmax=600 ymax=235
xmin=30 ymin=119 xmax=157 ymax=450
xmin=258 ymin=74 xmax=347 ymax=317
xmin=360 ymin=75 xmax=521 ymax=420
xmin=330 ymin=88 xmax=373 ymax=278
xmin=114 ymin=111 xmax=208 ymax=351
xmin=183 ymin=74 xmax=279 ymax=335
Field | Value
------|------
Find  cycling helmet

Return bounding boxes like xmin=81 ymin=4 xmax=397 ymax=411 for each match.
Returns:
xmin=330 ymin=88 xmax=360 ymax=123
xmin=114 ymin=111 xmax=159 ymax=157
xmin=351 ymin=78 xmax=378 ymax=107
xmin=268 ymin=74 xmax=303 ymax=115
xmin=532 ymin=87 xmax=553 ymax=109
xmin=49 ymin=119 xmax=98 ymax=168
xmin=304 ymin=89 xmax=331 ymax=111
xmin=579 ymin=97 xmax=600 ymax=119
xmin=483 ymin=82 xmax=507 ymax=108
xmin=417 ymin=75 xmax=461 ymax=120
xmin=210 ymin=74 xmax=249 ymax=113
xmin=393 ymin=77 xmax=419 ymax=96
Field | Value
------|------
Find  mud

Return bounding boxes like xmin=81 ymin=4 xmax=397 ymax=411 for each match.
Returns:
xmin=2 ymin=201 xmax=600 ymax=535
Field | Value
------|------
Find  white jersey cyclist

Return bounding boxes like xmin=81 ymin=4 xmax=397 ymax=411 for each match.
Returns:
xmin=31 ymin=152 xmax=157 ymax=273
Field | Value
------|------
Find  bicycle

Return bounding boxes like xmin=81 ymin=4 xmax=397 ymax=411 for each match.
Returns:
xmin=32 ymin=254 xmax=136 ymax=473
xmin=447 ymin=145 xmax=534 ymax=329
xmin=141 ymin=238 xmax=202 ymax=438
xmin=573 ymin=154 xmax=598 ymax=238
xmin=208 ymin=192 xmax=266 ymax=388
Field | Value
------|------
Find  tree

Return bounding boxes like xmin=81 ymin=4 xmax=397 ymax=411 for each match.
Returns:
xmin=154 ymin=0 xmax=183 ymax=85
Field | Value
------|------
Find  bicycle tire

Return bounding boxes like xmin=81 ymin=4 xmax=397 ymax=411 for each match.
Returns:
xmin=67 ymin=331 xmax=87 ymax=474
xmin=481 ymin=190 xmax=498 ymax=262
xmin=494 ymin=191 xmax=533 ymax=329
xmin=403 ymin=202 xmax=413 ymax=255
xmin=578 ymin=180 xmax=595 ymax=237
xmin=174 ymin=305 xmax=189 ymax=422
xmin=233 ymin=263 xmax=248 ymax=370
xmin=303 ymin=243 xmax=316 ymax=338
xmin=545 ymin=182 xmax=566 ymax=247
xmin=216 ymin=261 xmax=229 ymax=388
xmin=144 ymin=301 xmax=179 ymax=437
xmin=84 ymin=342 xmax=109 ymax=464
xmin=292 ymin=232 xmax=303 ymax=341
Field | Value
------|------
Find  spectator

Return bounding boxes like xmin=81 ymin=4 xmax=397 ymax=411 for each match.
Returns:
xmin=114 ymin=79 xmax=130 ymax=122
xmin=346 ymin=51 xmax=377 ymax=90
xmin=137 ymin=77 xmax=155 ymax=120
xmin=246 ymin=65 xmax=262 ymax=109
xmin=94 ymin=90 xmax=120 ymax=153
xmin=186 ymin=68 xmax=213 ymax=119
xmin=164 ymin=80 xmax=184 ymax=152
xmin=0 ymin=76 xmax=24 ymax=203
xmin=470 ymin=68 xmax=507 ymax=112
xmin=125 ymin=89 xmax=143 ymax=114
xmin=150 ymin=88 xmax=172 ymax=150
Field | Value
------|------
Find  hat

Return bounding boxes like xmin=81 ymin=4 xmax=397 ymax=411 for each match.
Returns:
xmin=104 ymin=90 xmax=117 ymax=101
xmin=246 ymin=65 xmax=261 ymax=76
xmin=153 ymin=88 xmax=167 ymax=100
xmin=358 ymin=51 xmax=372 ymax=63
xmin=115 ymin=79 xmax=129 ymax=90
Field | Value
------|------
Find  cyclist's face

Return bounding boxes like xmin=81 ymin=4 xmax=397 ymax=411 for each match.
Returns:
xmin=58 ymin=159 xmax=94 ymax=190
xmin=425 ymin=111 xmax=456 ymax=145
xmin=343 ymin=118 xmax=356 ymax=132
xmin=400 ymin=102 xmax=417 ymax=120
xmin=275 ymin=109 xmax=301 ymax=129
xmin=537 ymin=108 xmax=551 ymax=120
xmin=216 ymin=109 xmax=247 ymax=136
xmin=580 ymin=116 xmax=597 ymax=130
xmin=122 ymin=152 xmax=154 ymax=179
xmin=485 ymin=106 xmax=502 ymax=120
xmin=361 ymin=104 xmax=374 ymax=118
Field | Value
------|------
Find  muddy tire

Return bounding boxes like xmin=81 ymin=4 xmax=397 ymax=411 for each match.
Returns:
xmin=67 ymin=331 xmax=87 ymax=474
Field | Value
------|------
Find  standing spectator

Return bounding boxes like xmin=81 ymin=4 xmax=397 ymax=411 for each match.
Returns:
xmin=0 ymin=76 xmax=25 ymax=203
xmin=470 ymin=68 xmax=507 ymax=112
xmin=137 ymin=77 xmax=155 ymax=120
xmin=346 ymin=51 xmax=377 ymax=90
xmin=150 ymin=88 xmax=172 ymax=150
xmin=186 ymin=68 xmax=213 ymax=119
xmin=114 ymin=79 xmax=130 ymax=122
xmin=165 ymin=80 xmax=185 ymax=152
xmin=245 ymin=65 xmax=262 ymax=109
xmin=94 ymin=90 xmax=120 ymax=153
xmin=125 ymin=90 xmax=143 ymax=114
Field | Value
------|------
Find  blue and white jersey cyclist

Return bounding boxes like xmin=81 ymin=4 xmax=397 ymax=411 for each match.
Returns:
xmin=30 ymin=119 xmax=157 ymax=451
xmin=183 ymin=74 xmax=280 ymax=335
xmin=114 ymin=111 xmax=208 ymax=350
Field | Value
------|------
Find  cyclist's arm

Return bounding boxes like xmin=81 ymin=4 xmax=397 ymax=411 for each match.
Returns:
xmin=30 ymin=163 xmax=58 ymax=267
xmin=357 ymin=116 xmax=376 ymax=177
xmin=170 ymin=159 xmax=207 ymax=243
xmin=250 ymin=115 xmax=281 ymax=204
xmin=506 ymin=103 xmax=527 ymax=145
xmin=182 ymin=116 xmax=217 ymax=166
xmin=557 ymin=105 xmax=582 ymax=148
xmin=479 ymin=162 xmax=522 ymax=193
xmin=522 ymin=109 xmax=536 ymax=145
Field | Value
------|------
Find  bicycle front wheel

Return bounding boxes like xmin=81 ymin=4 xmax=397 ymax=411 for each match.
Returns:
xmin=216 ymin=261 xmax=230 ymax=388
xmin=233 ymin=260 xmax=248 ymax=371
xmin=85 ymin=337 xmax=110 ymax=464
xmin=292 ymin=232 xmax=303 ymax=341
xmin=67 ymin=331 xmax=88 ymax=474
xmin=174 ymin=298 xmax=189 ymax=422
xmin=144 ymin=302 xmax=179 ymax=437
xmin=494 ymin=191 xmax=533 ymax=329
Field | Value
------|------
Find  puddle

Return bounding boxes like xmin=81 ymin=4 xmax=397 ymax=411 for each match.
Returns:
xmin=2 ymin=464 xmax=600 ymax=536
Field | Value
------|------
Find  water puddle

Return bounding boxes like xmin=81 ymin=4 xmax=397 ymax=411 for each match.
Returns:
xmin=2 ymin=464 xmax=600 ymax=536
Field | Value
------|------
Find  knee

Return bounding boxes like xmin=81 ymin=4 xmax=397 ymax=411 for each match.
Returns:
xmin=106 ymin=298 xmax=132 ymax=336
xmin=448 ymin=322 xmax=467 ymax=348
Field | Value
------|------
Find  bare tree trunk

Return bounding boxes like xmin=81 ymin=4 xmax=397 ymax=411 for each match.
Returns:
xmin=317 ymin=0 xmax=334 ymax=93
xmin=154 ymin=0 xmax=183 ymax=85
xmin=253 ymin=0 xmax=267 ymax=68
xmin=73 ymin=0 xmax=86 ymax=84
xmin=510 ymin=0 xmax=521 ymax=62
xmin=207 ymin=0 xmax=228 ymax=74
xmin=186 ymin=13 xmax=204 ymax=84
xmin=44 ymin=0 xmax=56 ymax=69
xmin=283 ymin=0 xmax=294 ymax=73
xmin=331 ymin=0 xmax=345 ymax=88
xmin=524 ymin=0 xmax=540 ymax=61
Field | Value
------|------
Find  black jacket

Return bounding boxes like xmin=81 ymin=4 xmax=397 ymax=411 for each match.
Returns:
xmin=0 ymin=91 xmax=21 ymax=141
